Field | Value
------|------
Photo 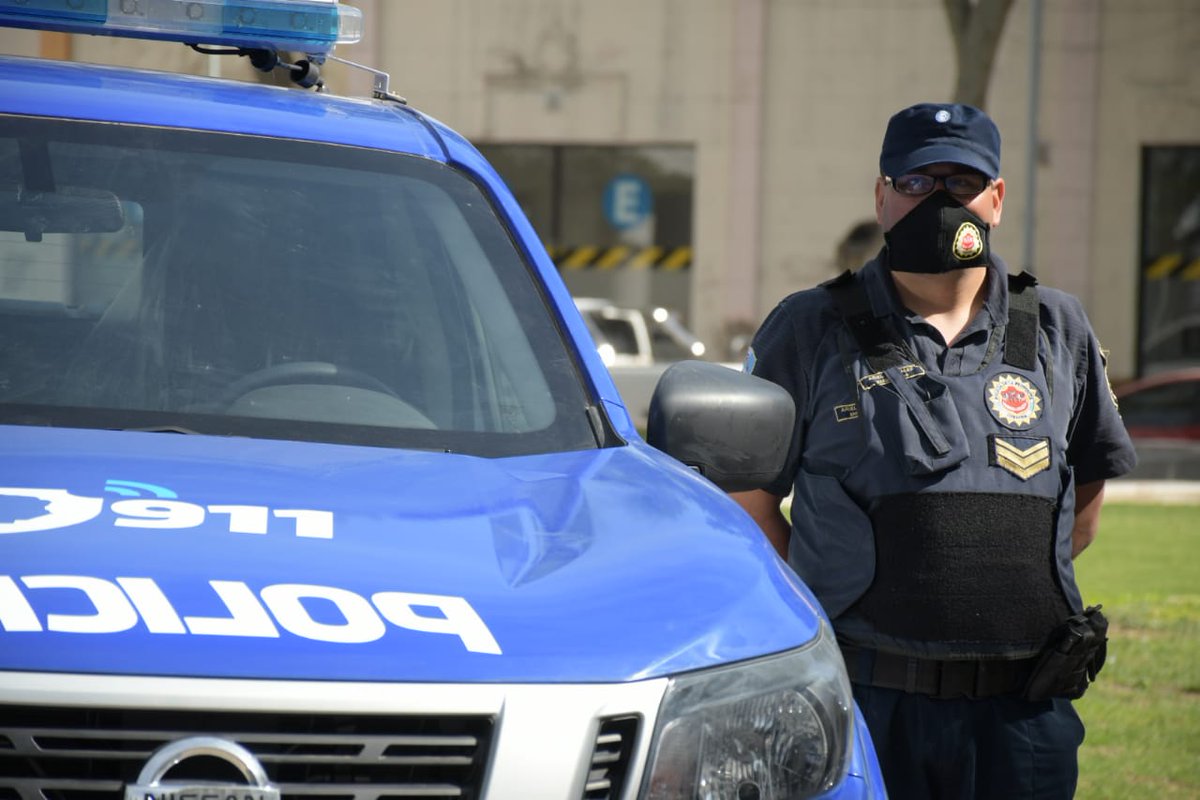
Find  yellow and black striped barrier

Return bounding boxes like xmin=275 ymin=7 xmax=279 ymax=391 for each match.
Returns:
xmin=547 ymin=244 xmax=692 ymax=271
xmin=1144 ymin=252 xmax=1200 ymax=280
xmin=80 ymin=235 xmax=141 ymax=261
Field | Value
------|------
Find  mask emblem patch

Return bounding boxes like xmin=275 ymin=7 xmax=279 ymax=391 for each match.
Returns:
xmin=989 ymin=435 xmax=1051 ymax=480
xmin=987 ymin=373 xmax=1042 ymax=428
xmin=953 ymin=222 xmax=984 ymax=261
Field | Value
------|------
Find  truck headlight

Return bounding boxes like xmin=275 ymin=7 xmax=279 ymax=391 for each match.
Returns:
xmin=641 ymin=623 xmax=853 ymax=799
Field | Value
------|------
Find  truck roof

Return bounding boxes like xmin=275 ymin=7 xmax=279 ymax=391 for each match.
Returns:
xmin=0 ymin=53 xmax=471 ymax=166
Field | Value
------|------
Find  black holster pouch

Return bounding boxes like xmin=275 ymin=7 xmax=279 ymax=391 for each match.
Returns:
xmin=1022 ymin=605 xmax=1109 ymax=702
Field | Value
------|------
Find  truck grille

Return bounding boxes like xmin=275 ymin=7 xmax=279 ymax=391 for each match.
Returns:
xmin=0 ymin=705 xmax=494 ymax=800
xmin=581 ymin=717 xmax=637 ymax=800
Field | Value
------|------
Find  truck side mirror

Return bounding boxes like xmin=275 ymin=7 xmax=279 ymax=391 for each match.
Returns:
xmin=646 ymin=360 xmax=795 ymax=493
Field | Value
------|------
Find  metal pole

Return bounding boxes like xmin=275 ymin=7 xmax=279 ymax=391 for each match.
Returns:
xmin=1022 ymin=0 xmax=1044 ymax=275
xmin=725 ymin=0 xmax=765 ymax=344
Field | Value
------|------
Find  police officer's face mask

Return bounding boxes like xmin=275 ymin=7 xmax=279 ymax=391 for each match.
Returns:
xmin=884 ymin=190 xmax=991 ymax=274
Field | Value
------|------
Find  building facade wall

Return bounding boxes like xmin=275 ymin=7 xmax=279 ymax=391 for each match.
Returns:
xmin=3 ymin=0 xmax=1197 ymax=378
xmin=1089 ymin=0 xmax=1200 ymax=374
xmin=363 ymin=0 xmax=1200 ymax=378
xmin=371 ymin=0 xmax=750 ymax=354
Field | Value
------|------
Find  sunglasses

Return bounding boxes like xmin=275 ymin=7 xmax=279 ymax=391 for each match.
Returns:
xmin=884 ymin=172 xmax=991 ymax=198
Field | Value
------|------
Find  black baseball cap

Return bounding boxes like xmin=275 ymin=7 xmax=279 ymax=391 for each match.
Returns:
xmin=879 ymin=102 xmax=1001 ymax=180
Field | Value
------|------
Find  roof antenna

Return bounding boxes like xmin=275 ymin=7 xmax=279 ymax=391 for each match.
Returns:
xmin=325 ymin=54 xmax=407 ymax=104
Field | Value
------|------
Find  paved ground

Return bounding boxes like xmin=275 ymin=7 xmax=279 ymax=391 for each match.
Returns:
xmin=1105 ymin=480 xmax=1200 ymax=505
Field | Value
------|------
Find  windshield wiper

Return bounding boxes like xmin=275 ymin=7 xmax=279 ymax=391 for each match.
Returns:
xmin=126 ymin=425 xmax=204 ymax=435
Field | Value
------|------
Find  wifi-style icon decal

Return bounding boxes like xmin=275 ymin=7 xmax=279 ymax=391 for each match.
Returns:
xmin=103 ymin=480 xmax=178 ymax=499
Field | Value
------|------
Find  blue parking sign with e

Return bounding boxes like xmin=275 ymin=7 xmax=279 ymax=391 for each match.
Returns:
xmin=603 ymin=174 xmax=653 ymax=230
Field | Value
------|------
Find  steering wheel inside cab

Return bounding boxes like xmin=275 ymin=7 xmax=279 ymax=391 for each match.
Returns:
xmin=215 ymin=361 xmax=436 ymax=429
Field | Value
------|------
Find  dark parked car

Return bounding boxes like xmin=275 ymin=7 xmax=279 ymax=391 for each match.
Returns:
xmin=1115 ymin=367 xmax=1200 ymax=480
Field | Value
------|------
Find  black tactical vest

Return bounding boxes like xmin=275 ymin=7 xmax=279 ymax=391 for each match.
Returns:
xmin=790 ymin=269 xmax=1076 ymax=660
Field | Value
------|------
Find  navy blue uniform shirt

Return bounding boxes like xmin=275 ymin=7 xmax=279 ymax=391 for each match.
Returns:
xmin=750 ymin=253 xmax=1135 ymax=492
xmin=747 ymin=253 xmax=1137 ymax=651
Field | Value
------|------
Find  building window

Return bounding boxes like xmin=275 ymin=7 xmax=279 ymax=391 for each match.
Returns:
xmin=1139 ymin=146 xmax=1200 ymax=374
xmin=479 ymin=144 xmax=694 ymax=315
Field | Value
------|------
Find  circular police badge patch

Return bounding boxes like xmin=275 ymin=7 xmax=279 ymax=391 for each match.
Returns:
xmin=987 ymin=373 xmax=1042 ymax=428
xmin=952 ymin=221 xmax=984 ymax=261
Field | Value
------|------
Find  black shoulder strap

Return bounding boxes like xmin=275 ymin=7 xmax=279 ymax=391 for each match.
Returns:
xmin=825 ymin=268 xmax=1043 ymax=372
xmin=1004 ymin=271 xmax=1040 ymax=371
xmin=821 ymin=270 xmax=913 ymax=372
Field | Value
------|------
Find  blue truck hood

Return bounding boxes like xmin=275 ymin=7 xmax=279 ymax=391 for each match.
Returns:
xmin=0 ymin=426 xmax=821 ymax=683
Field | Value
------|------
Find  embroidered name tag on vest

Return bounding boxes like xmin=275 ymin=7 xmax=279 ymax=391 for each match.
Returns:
xmin=858 ymin=362 xmax=926 ymax=391
xmin=989 ymin=434 xmax=1051 ymax=480
xmin=834 ymin=403 xmax=860 ymax=422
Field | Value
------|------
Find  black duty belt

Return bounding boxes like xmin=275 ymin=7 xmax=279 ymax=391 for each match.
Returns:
xmin=840 ymin=644 xmax=1036 ymax=700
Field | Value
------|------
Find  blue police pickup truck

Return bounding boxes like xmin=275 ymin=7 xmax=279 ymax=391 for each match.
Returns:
xmin=0 ymin=2 xmax=885 ymax=798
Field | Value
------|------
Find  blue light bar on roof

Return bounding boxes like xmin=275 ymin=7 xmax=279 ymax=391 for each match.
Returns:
xmin=0 ymin=0 xmax=363 ymax=56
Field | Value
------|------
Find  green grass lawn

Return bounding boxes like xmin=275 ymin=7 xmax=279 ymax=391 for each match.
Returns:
xmin=1073 ymin=502 xmax=1200 ymax=799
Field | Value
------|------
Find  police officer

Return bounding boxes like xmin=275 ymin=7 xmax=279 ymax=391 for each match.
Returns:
xmin=733 ymin=102 xmax=1137 ymax=799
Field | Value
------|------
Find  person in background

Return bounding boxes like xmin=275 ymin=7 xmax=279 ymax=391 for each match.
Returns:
xmin=835 ymin=218 xmax=884 ymax=275
xmin=733 ymin=102 xmax=1136 ymax=799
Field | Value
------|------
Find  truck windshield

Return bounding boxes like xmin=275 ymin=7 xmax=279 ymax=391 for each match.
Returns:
xmin=0 ymin=117 xmax=598 ymax=457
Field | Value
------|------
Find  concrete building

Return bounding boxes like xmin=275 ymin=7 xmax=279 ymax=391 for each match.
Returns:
xmin=6 ymin=0 xmax=1198 ymax=379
